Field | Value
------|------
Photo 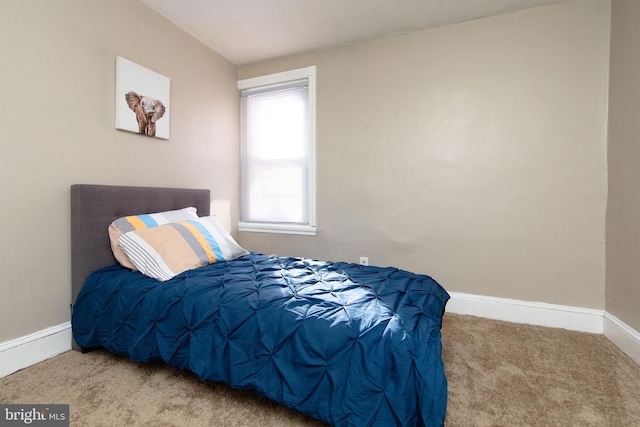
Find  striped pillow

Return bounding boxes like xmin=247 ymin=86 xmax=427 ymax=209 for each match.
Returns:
xmin=118 ymin=216 xmax=248 ymax=281
xmin=109 ymin=207 xmax=199 ymax=270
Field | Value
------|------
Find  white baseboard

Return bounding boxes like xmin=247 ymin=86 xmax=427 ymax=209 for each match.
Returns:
xmin=446 ymin=292 xmax=605 ymax=334
xmin=1 ymin=294 xmax=638 ymax=379
xmin=0 ymin=322 xmax=71 ymax=379
xmin=603 ymin=312 xmax=640 ymax=364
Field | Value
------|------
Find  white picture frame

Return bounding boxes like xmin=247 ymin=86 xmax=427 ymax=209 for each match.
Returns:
xmin=115 ymin=56 xmax=170 ymax=140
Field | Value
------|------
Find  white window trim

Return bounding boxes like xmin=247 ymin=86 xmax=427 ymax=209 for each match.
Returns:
xmin=238 ymin=66 xmax=317 ymax=236
xmin=237 ymin=221 xmax=316 ymax=236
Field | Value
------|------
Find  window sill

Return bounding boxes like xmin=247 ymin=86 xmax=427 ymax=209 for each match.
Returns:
xmin=238 ymin=222 xmax=317 ymax=236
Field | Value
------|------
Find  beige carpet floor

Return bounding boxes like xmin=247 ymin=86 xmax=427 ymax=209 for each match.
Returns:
xmin=1 ymin=313 xmax=639 ymax=426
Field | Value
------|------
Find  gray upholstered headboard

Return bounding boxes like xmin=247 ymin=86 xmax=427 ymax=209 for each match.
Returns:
xmin=70 ymin=184 xmax=211 ymax=317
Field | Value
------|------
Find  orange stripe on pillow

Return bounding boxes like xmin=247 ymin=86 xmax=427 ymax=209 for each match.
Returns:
xmin=181 ymin=222 xmax=216 ymax=264
xmin=126 ymin=216 xmax=147 ymax=230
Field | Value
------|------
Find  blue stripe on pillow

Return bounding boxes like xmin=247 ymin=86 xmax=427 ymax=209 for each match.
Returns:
xmin=136 ymin=214 xmax=159 ymax=228
xmin=184 ymin=219 xmax=225 ymax=261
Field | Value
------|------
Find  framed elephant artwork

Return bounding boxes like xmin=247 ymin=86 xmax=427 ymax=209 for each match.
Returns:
xmin=115 ymin=56 xmax=170 ymax=139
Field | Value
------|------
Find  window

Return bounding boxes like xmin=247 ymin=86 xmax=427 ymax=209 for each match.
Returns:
xmin=238 ymin=66 xmax=316 ymax=235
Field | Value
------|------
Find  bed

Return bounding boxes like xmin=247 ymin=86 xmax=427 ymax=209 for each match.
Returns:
xmin=70 ymin=184 xmax=450 ymax=427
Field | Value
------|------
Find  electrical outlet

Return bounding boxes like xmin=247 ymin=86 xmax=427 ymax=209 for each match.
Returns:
xmin=359 ymin=256 xmax=369 ymax=266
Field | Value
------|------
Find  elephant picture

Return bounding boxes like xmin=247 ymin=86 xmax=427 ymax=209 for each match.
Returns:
xmin=115 ymin=57 xmax=170 ymax=139
xmin=125 ymin=91 xmax=166 ymax=137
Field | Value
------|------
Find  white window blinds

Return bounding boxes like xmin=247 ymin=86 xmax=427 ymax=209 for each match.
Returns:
xmin=239 ymin=67 xmax=316 ymax=234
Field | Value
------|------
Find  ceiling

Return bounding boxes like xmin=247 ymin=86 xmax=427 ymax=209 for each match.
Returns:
xmin=140 ymin=0 xmax=569 ymax=65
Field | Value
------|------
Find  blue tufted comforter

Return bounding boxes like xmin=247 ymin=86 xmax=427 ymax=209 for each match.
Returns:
xmin=72 ymin=252 xmax=449 ymax=426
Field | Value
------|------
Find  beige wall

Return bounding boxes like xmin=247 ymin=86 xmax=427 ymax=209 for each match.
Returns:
xmin=238 ymin=0 xmax=610 ymax=309
xmin=0 ymin=0 xmax=239 ymax=343
xmin=607 ymin=0 xmax=640 ymax=331
xmin=0 ymin=0 xmax=621 ymax=345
